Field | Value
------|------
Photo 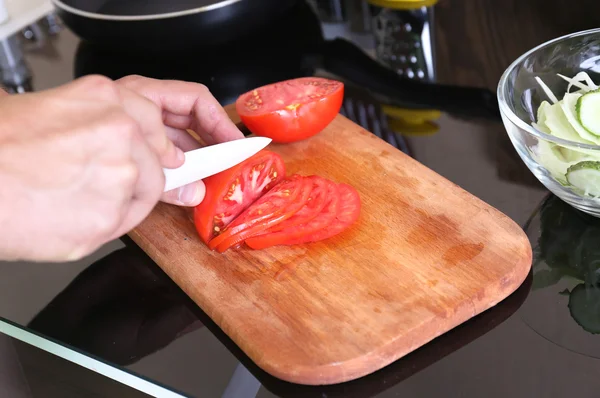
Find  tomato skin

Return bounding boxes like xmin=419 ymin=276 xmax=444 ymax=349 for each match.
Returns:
xmin=289 ymin=183 xmax=360 ymax=244
xmin=245 ymin=182 xmax=360 ymax=249
xmin=193 ymin=150 xmax=285 ymax=244
xmin=213 ymin=216 xmax=285 ymax=254
xmin=244 ymin=177 xmax=333 ymax=249
xmin=267 ymin=176 xmax=329 ymax=231
xmin=193 ymin=145 xmax=361 ymax=252
xmin=208 ymin=175 xmax=313 ymax=252
xmin=236 ymin=77 xmax=344 ymax=144
xmin=245 ymin=181 xmax=339 ymax=250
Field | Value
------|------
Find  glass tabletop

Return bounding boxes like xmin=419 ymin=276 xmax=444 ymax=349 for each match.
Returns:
xmin=4 ymin=3 xmax=600 ymax=397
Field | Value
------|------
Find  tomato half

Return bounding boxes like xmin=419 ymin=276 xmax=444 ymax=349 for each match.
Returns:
xmin=244 ymin=176 xmax=333 ymax=249
xmin=193 ymin=150 xmax=285 ymax=244
xmin=208 ymin=175 xmax=313 ymax=253
xmin=235 ymin=77 xmax=344 ymax=143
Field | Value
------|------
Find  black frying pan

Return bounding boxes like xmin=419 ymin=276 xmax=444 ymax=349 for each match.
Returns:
xmin=52 ymin=0 xmax=298 ymax=50
xmin=54 ymin=0 xmax=501 ymax=120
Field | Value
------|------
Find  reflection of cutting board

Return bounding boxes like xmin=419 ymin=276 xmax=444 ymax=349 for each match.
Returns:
xmin=129 ymin=105 xmax=532 ymax=385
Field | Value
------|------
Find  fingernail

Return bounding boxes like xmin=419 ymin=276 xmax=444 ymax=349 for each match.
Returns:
xmin=178 ymin=184 xmax=198 ymax=205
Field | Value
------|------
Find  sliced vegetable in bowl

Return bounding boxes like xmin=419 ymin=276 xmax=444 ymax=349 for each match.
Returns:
xmin=577 ymin=89 xmax=600 ymax=137
xmin=532 ymin=72 xmax=600 ymax=197
xmin=566 ymin=161 xmax=600 ymax=197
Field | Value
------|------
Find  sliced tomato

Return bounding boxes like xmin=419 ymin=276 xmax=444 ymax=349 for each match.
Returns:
xmin=235 ymin=77 xmax=344 ymax=143
xmin=289 ymin=183 xmax=360 ymax=245
xmin=244 ymin=177 xmax=335 ymax=249
xmin=193 ymin=150 xmax=285 ymax=244
xmin=207 ymin=175 xmax=313 ymax=252
xmin=247 ymin=183 xmax=359 ymax=249
xmin=266 ymin=175 xmax=329 ymax=232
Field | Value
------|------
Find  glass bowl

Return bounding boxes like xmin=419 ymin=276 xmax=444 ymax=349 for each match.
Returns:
xmin=498 ymin=28 xmax=600 ymax=217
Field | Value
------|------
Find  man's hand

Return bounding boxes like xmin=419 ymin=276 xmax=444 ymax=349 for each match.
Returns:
xmin=115 ymin=75 xmax=244 ymax=205
xmin=0 ymin=75 xmax=244 ymax=262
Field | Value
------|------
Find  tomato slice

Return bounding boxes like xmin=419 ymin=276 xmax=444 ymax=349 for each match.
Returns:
xmin=235 ymin=77 xmax=344 ymax=143
xmin=244 ymin=177 xmax=334 ymax=249
xmin=247 ymin=183 xmax=359 ymax=249
xmin=207 ymin=175 xmax=312 ymax=252
xmin=193 ymin=150 xmax=285 ymax=244
xmin=289 ymin=183 xmax=360 ymax=245
xmin=267 ymin=175 xmax=329 ymax=232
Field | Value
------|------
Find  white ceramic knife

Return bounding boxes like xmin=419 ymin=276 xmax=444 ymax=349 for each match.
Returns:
xmin=162 ymin=136 xmax=272 ymax=192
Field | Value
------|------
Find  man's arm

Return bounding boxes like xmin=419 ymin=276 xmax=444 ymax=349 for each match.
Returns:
xmin=0 ymin=86 xmax=8 ymax=97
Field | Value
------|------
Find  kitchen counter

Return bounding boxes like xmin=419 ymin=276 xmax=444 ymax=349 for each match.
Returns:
xmin=1 ymin=3 xmax=599 ymax=397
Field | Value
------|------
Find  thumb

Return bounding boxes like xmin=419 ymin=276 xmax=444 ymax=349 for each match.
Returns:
xmin=160 ymin=181 xmax=206 ymax=207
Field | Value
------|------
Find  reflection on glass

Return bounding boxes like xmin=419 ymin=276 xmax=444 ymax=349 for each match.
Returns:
xmin=25 ymin=237 xmax=531 ymax=398
xmin=27 ymin=244 xmax=202 ymax=366
xmin=521 ymin=194 xmax=600 ymax=357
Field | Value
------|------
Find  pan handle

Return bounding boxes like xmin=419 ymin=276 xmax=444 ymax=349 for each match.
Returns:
xmin=318 ymin=38 xmax=500 ymax=120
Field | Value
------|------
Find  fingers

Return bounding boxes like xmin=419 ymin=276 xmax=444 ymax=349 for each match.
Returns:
xmin=160 ymin=180 xmax=206 ymax=207
xmin=116 ymin=75 xmax=244 ymax=145
xmin=165 ymin=126 xmax=202 ymax=152
xmin=162 ymin=127 xmax=205 ymax=206
xmin=109 ymin=130 xmax=165 ymax=240
xmin=117 ymin=85 xmax=184 ymax=169
xmin=67 ymin=75 xmax=185 ymax=169
xmin=114 ymin=79 xmax=209 ymax=211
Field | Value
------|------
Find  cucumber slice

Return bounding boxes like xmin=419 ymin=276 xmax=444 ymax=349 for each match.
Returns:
xmin=547 ymin=98 xmax=591 ymax=143
xmin=568 ymin=283 xmax=600 ymax=334
xmin=562 ymin=93 xmax=600 ymax=143
xmin=577 ymin=90 xmax=600 ymax=136
xmin=566 ymin=161 xmax=600 ymax=196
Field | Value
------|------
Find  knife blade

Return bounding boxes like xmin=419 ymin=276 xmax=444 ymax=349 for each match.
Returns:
xmin=162 ymin=136 xmax=272 ymax=192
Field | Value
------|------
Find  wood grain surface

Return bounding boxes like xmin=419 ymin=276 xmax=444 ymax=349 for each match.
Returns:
xmin=434 ymin=0 xmax=600 ymax=92
xmin=128 ymin=105 xmax=532 ymax=385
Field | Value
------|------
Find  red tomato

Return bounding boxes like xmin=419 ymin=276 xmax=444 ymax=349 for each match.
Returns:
xmin=193 ymin=150 xmax=285 ymax=244
xmin=290 ymin=183 xmax=360 ymax=244
xmin=244 ymin=176 xmax=334 ymax=249
xmin=267 ymin=176 xmax=329 ymax=231
xmin=208 ymin=175 xmax=313 ymax=253
xmin=247 ymin=182 xmax=359 ymax=249
xmin=235 ymin=77 xmax=344 ymax=143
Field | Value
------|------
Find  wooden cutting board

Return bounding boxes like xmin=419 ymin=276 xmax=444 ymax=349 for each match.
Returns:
xmin=128 ymin=105 xmax=532 ymax=385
